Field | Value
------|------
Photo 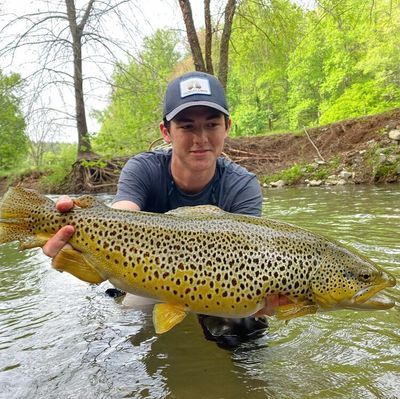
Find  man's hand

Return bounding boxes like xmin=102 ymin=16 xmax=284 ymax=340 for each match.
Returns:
xmin=42 ymin=196 xmax=75 ymax=258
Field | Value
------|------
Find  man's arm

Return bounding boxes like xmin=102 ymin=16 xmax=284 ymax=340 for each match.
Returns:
xmin=112 ymin=200 xmax=140 ymax=211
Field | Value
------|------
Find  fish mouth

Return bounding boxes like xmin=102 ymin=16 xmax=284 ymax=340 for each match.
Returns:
xmin=348 ymin=274 xmax=396 ymax=310
xmin=314 ymin=273 xmax=396 ymax=310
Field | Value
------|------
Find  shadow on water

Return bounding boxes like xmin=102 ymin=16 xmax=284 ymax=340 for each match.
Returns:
xmin=0 ymin=185 xmax=399 ymax=398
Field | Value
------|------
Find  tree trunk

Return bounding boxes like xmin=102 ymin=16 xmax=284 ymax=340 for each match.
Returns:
xmin=218 ymin=0 xmax=236 ymax=90
xmin=204 ymin=0 xmax=214 ymax=74
xmin=65 ymin=0 xmax=93 ymax=158
xmin=178 ymin=0 xmax=206 ymax=72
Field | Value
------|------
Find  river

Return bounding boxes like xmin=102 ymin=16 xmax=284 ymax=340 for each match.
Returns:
xmin=0 ymin=185 xmax=399 ymax=399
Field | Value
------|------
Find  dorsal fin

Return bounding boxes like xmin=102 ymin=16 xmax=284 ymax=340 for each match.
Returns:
xmin=166 ymin=205 xmax=226 ymax=219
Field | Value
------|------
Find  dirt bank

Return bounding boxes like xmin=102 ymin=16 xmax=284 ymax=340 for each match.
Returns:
xmin=224 ymin=108 xmax=400 ymax=185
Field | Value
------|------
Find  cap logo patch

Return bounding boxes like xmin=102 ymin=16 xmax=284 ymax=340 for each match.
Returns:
xmin=180 ymin=78 xmax=211 ymax=98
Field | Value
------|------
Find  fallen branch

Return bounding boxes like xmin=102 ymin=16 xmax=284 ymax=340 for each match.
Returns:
xmin=303 ymin=127 xmax=325 ymax=162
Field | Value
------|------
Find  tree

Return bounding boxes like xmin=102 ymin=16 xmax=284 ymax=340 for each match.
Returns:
xmin=94 ymin=29 xmax=181 ymax=155
xmin=65 ymin=0 xmax=93 ymax=157
xmin=0 ymin=71 xmax=28 ymax=171
xmin=318 ymin=0 xmax=400 ymax=123
xmin=228 ymin=0 xmax=304 ymax=134
xmin=0 ymin=0 xmax=143 ymax=159
xmin=178 ymin=0 xmax=237 ymax=89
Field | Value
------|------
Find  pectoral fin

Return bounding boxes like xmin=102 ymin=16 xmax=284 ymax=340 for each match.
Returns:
xmin=52 ymin=248 xmax=105 ymax=284
xmin=275 ymin=302 xmax=318 ymax=320
xmin=153 ymin=303 xmax=187 ymax=334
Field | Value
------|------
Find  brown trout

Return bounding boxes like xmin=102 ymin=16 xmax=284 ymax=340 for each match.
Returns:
xmin=0 ymin=187 xmax=396 ymax=334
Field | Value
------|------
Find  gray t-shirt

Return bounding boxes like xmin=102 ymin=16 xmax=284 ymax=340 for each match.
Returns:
xmin=114 ymin=150 xmax=263 ymax=216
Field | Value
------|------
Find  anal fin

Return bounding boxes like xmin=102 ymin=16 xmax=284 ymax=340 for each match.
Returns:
xmin=20 ymin=234 xmax=50 ymax=250
xmin=153 ymin=303 xmax=187 ymax=334
xmin=52 ymin=248 xmax=105 ymax=284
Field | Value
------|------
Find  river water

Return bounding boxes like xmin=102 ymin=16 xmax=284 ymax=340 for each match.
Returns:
xmin=0 ymin=185 xmax=399 ymax=399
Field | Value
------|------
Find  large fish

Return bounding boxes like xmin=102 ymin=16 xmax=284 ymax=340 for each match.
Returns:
xmin=0 ymin=187 xmax=396 ymax=333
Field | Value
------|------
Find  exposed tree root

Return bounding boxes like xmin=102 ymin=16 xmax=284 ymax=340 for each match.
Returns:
xmin=66 ymin=156 xmax=130 ymax=193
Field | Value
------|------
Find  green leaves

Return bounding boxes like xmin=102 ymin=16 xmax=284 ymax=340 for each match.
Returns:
xmin=289 ymin=0 xmax=400 ymax=128
xmin=228 ymin=0 xmax=400 ymax=133
xmin=92 ymin=0 xmax=400 ymax=148
xmin=0 ymin=71 xmax=28 ymax=172
xmin=93 ymin=29 xmax=181 ymax=156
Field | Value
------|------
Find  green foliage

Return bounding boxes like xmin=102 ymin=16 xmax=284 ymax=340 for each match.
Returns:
xmin=94 ymin=29 xmax=181 ymax=156
xmin=226 ymin=0 xmax=400 ymax=134
xmin=288 ymin=0 xmax=400 ymax=128
xmin=9 ymin=0 xmax=397 ymax=171
xmin=229 ymin=0 xmax=304 ymax=134
xmin=313 ymin=167 xmax=330 ymax=181
xmin=319 ymin=81 xmax=400 ymax=124
xmin=230 ymin=104 xmax=272 ymax=136
xmin=80 ymin=159 xmax=108 ymax=169
xmin=264 ymin=164 xmax=304 ymax=184
xmin=88 ymin=0 xmax=400 ymax=154
xmin=39 ymin=144 xmax=77 ymax=191
xmin=0 ymin=71 xmax=28 ymax=171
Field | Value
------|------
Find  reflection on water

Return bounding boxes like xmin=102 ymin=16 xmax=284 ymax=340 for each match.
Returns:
xmin=0 ymin=185 xmax=399 ymax=399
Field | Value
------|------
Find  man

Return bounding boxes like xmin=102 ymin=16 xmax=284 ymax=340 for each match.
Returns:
xmin=44 ymin=71 xmax=288 ymax=348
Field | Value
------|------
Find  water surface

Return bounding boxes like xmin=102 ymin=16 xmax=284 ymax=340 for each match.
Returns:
xmin=0 ymin=185 xmax=399 ymax=399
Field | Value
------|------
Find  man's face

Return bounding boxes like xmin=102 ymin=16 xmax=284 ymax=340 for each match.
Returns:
xmin=161 ymin=106 xmax=230 ymax=173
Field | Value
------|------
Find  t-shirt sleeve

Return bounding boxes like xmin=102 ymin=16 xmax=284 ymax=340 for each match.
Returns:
xmin=230 ymin=175 xmax=263 ymax=217
xmin=112 ymin=156 xmax=152 ymax=209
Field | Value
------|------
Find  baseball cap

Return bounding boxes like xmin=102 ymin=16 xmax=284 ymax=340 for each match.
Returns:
xmin=163 ymin=71 xmax=229 ymax=121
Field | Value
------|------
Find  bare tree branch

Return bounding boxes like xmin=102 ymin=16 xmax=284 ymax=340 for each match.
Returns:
xmin=0 ymin=0 xmax=146 ymax=160
xmin=204 ymin=0 xmax=214 ymax=74
xmin=178 ymin=0 xmax=206 ymax=71
xmin=218 ymin=0 xmax=236 ymax=89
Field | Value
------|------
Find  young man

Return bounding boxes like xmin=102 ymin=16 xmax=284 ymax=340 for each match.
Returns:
xmin=44 ymin=71 xmax=288 ymax=348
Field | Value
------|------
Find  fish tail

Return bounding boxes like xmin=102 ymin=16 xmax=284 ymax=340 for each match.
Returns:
xmin=0 ymin=187 xmax=53 ymax=245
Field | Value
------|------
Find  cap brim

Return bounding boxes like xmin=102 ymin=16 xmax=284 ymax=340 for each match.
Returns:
xmin=165 ymin=101 xmax=229 ymax=121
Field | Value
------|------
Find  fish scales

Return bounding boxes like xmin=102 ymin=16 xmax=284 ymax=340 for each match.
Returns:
xmin=0 ymin=187 xmax=396 ymax=334
xmin=23 ymin=202 xmax=324 ymax=316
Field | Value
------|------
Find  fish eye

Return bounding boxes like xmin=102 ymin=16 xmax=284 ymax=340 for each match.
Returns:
xmin=359 ymin=272 xmax=372 ymax=282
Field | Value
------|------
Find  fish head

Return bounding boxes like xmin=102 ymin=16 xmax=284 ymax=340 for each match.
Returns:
xmin=310 ymin=246 xmax=396 ymax=311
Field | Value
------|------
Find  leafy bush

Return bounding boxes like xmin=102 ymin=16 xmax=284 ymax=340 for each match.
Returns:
xmin=231 ymin=104 xmax=271 ymax=136
xmin=264 ymin=164 xmax=303 ymax=184
xmin=39 ymin=144 xmax=77 ymax=191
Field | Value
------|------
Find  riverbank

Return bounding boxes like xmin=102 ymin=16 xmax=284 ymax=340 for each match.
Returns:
xmin=1 ymin=108 xmax=399 ymax=196
xmin=224 ymin=108 xmax=400 ymax=188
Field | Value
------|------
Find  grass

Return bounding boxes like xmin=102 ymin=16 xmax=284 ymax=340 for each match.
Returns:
xmin=263 ymin=164 xmax=304 ymax=185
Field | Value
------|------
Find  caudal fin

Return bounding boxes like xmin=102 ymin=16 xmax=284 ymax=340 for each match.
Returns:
xmin=0 ymin=187 xmax=53 ymax=245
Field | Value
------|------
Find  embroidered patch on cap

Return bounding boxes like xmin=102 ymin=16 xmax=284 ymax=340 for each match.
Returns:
xmin=180 ymin=77 xmax=211 ymax=98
